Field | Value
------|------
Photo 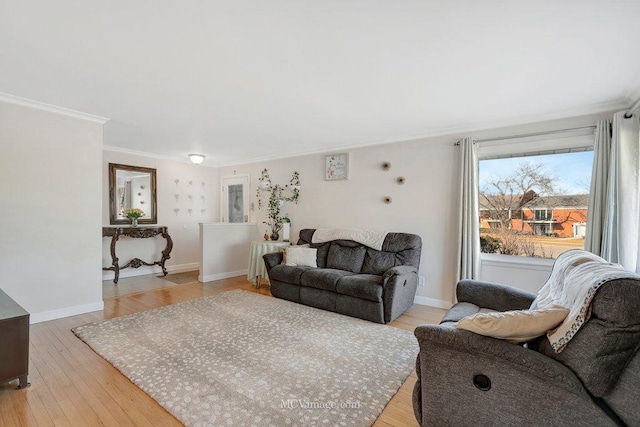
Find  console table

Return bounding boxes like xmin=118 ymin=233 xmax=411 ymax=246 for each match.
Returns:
xmin=0 ymin=288 xmax=30 ymax=389
xmin=102 ymin=226 xmax=173 ymax=284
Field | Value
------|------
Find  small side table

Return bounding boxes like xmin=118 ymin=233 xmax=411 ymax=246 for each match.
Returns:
xmin=248 ymin=241 xmax=290 ymax=287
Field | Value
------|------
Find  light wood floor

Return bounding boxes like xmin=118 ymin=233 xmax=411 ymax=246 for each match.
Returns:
xmin=0 ymin=274 xmax=446 ymax=427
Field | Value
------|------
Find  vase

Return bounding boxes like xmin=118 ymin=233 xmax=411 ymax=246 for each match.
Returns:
xmin=270 ymin=231 xmax=279 ymax=241
xmin=131 ymin=218 xmax=138 ymax=227
xmin=282 ymin=223 xmax=290 ymax=242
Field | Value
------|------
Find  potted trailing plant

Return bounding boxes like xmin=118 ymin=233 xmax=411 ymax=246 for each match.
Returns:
xmin=256 ymin=169 xmax=271 ymax=209
xmin=257 ymin=169 xmax=301 ymax=240
xmin=263 ymin=185 xmax=284 ymax=240
xmin=285 ymin=171 xmax=301 ymax=203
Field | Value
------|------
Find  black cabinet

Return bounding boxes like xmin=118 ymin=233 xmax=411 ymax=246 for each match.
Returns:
xmin=0 ymin=288 xmax=30 ymax=389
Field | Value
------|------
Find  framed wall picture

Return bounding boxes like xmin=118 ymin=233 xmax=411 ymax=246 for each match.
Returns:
xmin=325 ymin=153 xmax=349 ymax=181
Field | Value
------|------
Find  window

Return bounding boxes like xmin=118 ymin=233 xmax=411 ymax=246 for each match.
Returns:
xmin=479 ymin=150 xmax=593 ymax=259
xmin=534 ymin=208 xmax=552 ymax=221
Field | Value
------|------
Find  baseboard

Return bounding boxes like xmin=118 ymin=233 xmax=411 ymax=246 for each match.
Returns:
xmin=200 ymin=269 xmax=248 ymax=283
xmin=413 ymin=296 xmax=452 ymax=310
xmin=102 ymin=262 xmax=200 ymax=281
xmin=30 ymin=301 xmax=104 ymax=324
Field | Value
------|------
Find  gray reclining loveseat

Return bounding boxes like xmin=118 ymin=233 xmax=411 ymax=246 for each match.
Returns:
xmin=413 ymin=250 xmax=640 ymax=426
xmin=263 ymin=228 xmax=422 ymax=323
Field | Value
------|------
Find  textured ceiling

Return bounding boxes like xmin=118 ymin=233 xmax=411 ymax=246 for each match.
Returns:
xmin=2 ymin=1 xmax=639 ymax=166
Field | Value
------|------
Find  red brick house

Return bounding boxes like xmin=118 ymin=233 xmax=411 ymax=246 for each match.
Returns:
xmin=480 ymin=194 xmax=588 ymax=238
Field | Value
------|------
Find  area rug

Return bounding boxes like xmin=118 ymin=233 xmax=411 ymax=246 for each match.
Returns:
xmin=72 ymin=290 xmax=418 ymax=426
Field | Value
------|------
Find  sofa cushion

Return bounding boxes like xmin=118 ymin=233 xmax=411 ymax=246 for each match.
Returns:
xmin=326 ymin=241 xmax=366 ymax=273
xmin=362 ymin=249 xmax=397 ymax=275
xmin=300 ymin=268 xmax=355 ymax=292
xmin=269 ymin=280 xmax=301 ymax=302
xmin=336 ymin=294 xmax=385 ymax=323
xmin=336 ymin=274 xmax=384 ymax=302
xmin=310 ymin=242 xmax=331 ymax=268
xmin=440 ymin=302 xmax=496 ymax=324
xmin=300 ymin=286 xmax=337 ymax=312
xmin=381 ymin=232 xmax=422 ymax=269
xmin=298 ymin=228 xmax=315 ymax=243
xmin=298 ymin=229 xmax=423 ymax=272
xmin=455 ymin=306 xmax=569 ymax=343
xmin=269 ymin=264 xmax=314 ymax=285
xmin=603 ymin=348 xmax=640 ymax=425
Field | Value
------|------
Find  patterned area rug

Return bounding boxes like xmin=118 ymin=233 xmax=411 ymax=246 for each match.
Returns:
xmin=73 ymin=290 xmax=418 ymax=426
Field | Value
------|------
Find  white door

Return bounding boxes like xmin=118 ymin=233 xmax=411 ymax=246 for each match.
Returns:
xmin=220 ymin=174 xmax=250 ymax=223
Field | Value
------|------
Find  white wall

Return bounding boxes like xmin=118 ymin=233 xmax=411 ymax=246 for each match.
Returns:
xmin=0 ymin=100 xmax=104 ymax=322
xmin=480 ymin=255 xmax=553 ymax=294
xmin=221 ymin=138 xmax=458 ymax=307
xmin=219 ymin=111 xmax=614 ymax=307
xmin=199 ymin=223 xmax=258 ymax=282
xmin=102 ymin=151 xmax=219 ymax=279
xmin=0 ymin=99 xmax=613 ymax=320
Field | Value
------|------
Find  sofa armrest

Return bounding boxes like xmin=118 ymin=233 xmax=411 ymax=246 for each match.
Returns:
xmin=262 ymin=252 xmax=283 ymax=273
xmin=456 ymin=279 xmax=535 ymax=311
xmin=415 ymin=324 xmax=582 ymax=389
xmin=382 ymin=266 xmax=419 ymax=323
xmin=383 ymin=265 xmax=417 ymax=281
xmin=412 ymin=325 xmax=613 ymax=426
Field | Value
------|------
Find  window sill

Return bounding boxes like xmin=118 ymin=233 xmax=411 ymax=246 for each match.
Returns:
xmin=480 ymin=253 xmax=555 ymax=271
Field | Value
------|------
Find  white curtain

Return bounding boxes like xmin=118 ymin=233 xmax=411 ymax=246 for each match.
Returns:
xmin=584 ymin=119 xmax=611 ymax=255
xmin=588 ymin=111 xmax=640 ymax=273
xmin=455 ymin=137 xmax=480 ymax=283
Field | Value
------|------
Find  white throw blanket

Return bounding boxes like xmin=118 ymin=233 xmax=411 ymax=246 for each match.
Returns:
xmin=535 ymin=250 xmax=640 ymax=352
xmin=312 ymin=228 xmax=389 ymax=251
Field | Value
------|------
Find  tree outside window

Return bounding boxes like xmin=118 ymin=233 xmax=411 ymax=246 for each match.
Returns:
xmin=479 ymin=151 xmax=593 ymax=258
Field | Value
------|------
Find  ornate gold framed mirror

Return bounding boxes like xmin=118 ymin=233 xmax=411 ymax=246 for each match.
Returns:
xmin=109 ymin=163 xmax=158 ymax=225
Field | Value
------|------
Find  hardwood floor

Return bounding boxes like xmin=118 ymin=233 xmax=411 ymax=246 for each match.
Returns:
xmin=0 ymin=274 xmax=445 ymax=427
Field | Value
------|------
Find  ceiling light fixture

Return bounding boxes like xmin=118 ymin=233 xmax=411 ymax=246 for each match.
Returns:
xmin=188 ymin=154 xmax=206 ymax=165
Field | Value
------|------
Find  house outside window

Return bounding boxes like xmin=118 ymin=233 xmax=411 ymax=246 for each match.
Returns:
xmin=478 ymin=146 xmax=593 ymax=259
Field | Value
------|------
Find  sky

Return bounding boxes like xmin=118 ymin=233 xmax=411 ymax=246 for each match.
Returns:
xmin=479 ymin=151 xmax=593 ymax=195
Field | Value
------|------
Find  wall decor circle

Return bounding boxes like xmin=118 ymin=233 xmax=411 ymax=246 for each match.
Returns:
xmin=383 ymin=196 xmax=392 ymax=204
xmin=381 ymin=161 xmax=391 ymax=171
xmin=396 ymin=176 xmax=405 ymax=185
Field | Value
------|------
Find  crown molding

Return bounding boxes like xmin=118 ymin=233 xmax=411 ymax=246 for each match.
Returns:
xmin=624 ymin=75 xmax=640 ymax=108
xmin=216 ymin=100 xmax=627 ymax=168
xmin=0 ymin=92 xmax=110 ymax=124
xmin=104 ymin=98 xmax=629 ymax=169
xmin=623 ymin=82 xmax=640 ymax=116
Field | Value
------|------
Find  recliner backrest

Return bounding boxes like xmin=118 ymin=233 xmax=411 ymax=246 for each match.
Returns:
xmin=297 ymin=229 xmax=422 ymax=274
xmin=533 ymin=276 xmax=640 ymax=397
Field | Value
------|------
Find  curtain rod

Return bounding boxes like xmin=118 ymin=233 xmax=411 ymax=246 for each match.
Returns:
xmin=473 ymin=125 xmax=596 ymax=144
xmin=624 ymin=97 xmax=640 ymax=119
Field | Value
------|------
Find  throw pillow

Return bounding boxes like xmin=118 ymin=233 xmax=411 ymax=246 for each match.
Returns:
xmin=326 ymin=243 xmax=366 ymax=273
xmin=284 ymin=247 xmax=317 ymax=268
xmin=282 ymin=244 xmax=309 ymax=264
xmin=455 ymin=306 xmax=569 ymax=343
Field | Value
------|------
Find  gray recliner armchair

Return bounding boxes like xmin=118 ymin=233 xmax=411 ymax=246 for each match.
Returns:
xmin=413 ymin=252 xmax=640 ymax=426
